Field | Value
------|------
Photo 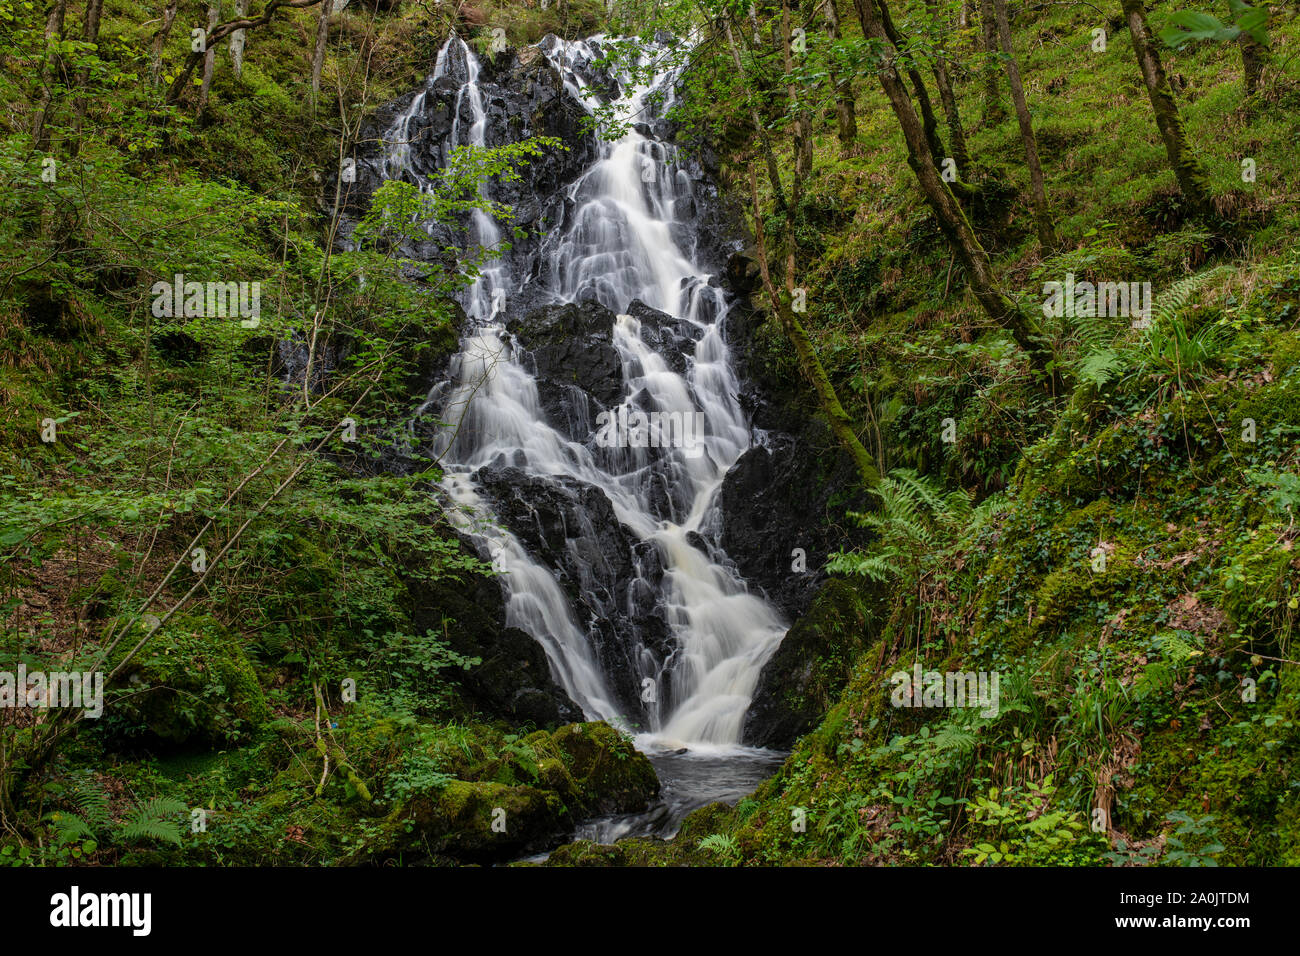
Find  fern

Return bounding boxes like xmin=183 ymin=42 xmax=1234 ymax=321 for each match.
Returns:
xmin=831 ymin=469 xmax=973 ymax=585
xmin=47 ymin=811 xmax=97 ymax=845
xmin=118 ymin=796 xmax=187 ymax=846
xmin=697 ymin=833 xmax=740 ymax=862
xmin=1153 ymin=266 xmax=1230 ymax=326
xmin=1066 ymin=266 xmax=1232 ymax=395
xmin=1076 ymin=347 xmax=1126 ymax=388
xmin=72 ymin=781 xmax=112 ymax=833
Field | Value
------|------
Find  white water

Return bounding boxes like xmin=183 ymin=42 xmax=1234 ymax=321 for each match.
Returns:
xmin=392 ymin=35 xmax=788 ymax=749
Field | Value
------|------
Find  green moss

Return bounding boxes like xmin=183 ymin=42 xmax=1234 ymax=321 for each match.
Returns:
xmin=108 ymin=617 xmax=270 ymax=745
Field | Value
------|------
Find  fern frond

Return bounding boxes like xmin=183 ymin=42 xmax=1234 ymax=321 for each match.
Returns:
xmin=1077 ymin=347 xmax=1126 ymax=387
xmin=117 ymin=796 xmax=187 ymax=846
xmin=72 ymin=782 xmax=111 ymax=833
xmin=47 ymin=811 xmax=97 ymax=845
xmin=1153 ymin=266 xmax=1230 ymax=325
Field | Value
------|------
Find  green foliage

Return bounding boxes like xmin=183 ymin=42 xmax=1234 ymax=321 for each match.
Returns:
xmin=47 ymin=780 xmax=187 ymax=852
xmin=828 ymin=468 xmax=972 ymax=585
xmin=962 ymin=778 xmax=1088 ymax=866
xmin=1160 ymin=2 xmax=1268 ymax=49
xmin=697 ymin=832 xmax=741 ymax=864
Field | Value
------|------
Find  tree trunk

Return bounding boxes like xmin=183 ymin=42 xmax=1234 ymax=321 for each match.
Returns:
xmin=1238 ymin=30 xmax=1264 ymax=102
xmin=875 ymin=0 xmax=946 ymax=164
xmin=1120 ymin=0 xmax=1214 ymax=220
xmin=926 ymin=0 xmax=970 ymax=176
xmin=166 ymin=0 xmax=331 ymax=107
xmin=31 ymin=0 xmax=69 ymax=151
xmin=199 ymin=1 xmax=219 ymax=118
xmin=978 ymin=0 xmax=1004 ymax=123
xmin=822 ymin=0 xmax=860 ymax=157
xmin=990 ymin=0 xmax=1056 ymax=248
xmin=148 ymin=0 xmax=180 ymax=86
xmin=780 ymin=0 xmax=812 ymax=199
xmin=230 ymin=0 xmax=249 ymax=78
xmin=70 ymin=0 xmax=104 ymax=148
xmin=311 ymin=0 xmax=330 ymax=96
xmin=723 ymin=15 xmax=788 ymax=212
xmin=748 ymin=166 xmax=881 ymax=489
xmin=854 ymin=0 xmax=1054 ymax=376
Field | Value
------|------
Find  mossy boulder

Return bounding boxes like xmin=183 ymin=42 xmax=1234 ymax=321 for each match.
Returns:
xmin=109 ymin=621 xmax=270 ymax=746
xmin=536 ymin=721 xmax=659 ymax=815
xmin=345 ymin=721 xmax=657 ymax=864
xmin=743 ymin=578 xmax=884 ymax=748
xmin=543 ymin=835 xmax=678 ymax=867
xmin=352 ymin=780 xmax=566 ymax=865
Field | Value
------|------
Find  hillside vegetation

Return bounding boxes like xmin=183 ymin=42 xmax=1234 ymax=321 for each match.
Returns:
xmin=0 ymin=0 xmax=1297 ymax=868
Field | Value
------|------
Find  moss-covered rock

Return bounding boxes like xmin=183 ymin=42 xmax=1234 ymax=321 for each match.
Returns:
xmin=109 ymin=619 xmax=270 ymax=746
xmin=350 ymin=779 xmax=566 ymax=865
xmin=537 ymin=721 xmax=659 ymax=815
xmin=743 ymin=578 xmax=884 ymax=748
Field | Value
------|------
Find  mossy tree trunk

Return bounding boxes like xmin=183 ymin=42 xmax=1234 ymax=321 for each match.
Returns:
xmin=1120 ymin=0 xmax=1215 ymax=220
xmin=978 ymin=0 xmax=1004 ymax=123
xmin=780 ymin=0 xmax=812 ymax=196
xmin=990 ymin=0 xmax=1056 ymax=249
xmin=853 ymin=0 xmax=1055 ymax=376
xmin=1238 ymin=28 xmax=1265 ymax=101
xmin=875 ymin=0 xmax=947 ymax=164
xmin=148 ymin=0 xmax=180 ymax=86
xmin=926 ymin=0 xmax=971 ymax=176
xmin=747 ymin=166 xmax=881 ymax=490
xmin=199 ymin=1 xmax=220 ymax=118
xmin=822 ymin=0 xmax=860 ymax=157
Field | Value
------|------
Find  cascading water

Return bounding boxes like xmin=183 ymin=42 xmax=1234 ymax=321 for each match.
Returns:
xmin=387 ymin=33 xmax=789 ymax=837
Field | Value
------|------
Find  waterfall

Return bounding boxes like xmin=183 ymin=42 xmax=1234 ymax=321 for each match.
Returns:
xmin=390 ymin=34 xmax=788 ymax=750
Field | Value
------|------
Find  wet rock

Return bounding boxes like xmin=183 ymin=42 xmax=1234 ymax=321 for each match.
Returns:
xmin=718 ymin=430 xmax=870 ymax=621
xmin=508 ymin=300 xmax=623 ymax=436
xmin=531 ymin=721 xmax=660 ymax=815
xmin=624 ymin=299 xmax=700 ymax=377
xmin=724 ymin=251 xmax=762 ymax=297
xmin=473 ymin=464 xmax=673 ymax=719
xmin=404 ymin=536 xmax=583 ymax=728
xmin=742 ymin=578 xmax=885 ymax=749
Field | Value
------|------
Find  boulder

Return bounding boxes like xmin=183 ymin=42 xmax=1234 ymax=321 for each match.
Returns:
xmin=742 ymin=578 xmax=885 ymax=749
xmin=508 ymin=300 xmax=623 ymax=436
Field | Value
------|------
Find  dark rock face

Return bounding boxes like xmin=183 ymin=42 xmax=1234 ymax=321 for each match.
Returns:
xmin=742 ymin=578 xmax=885 ymax=749
xmin=724 ymin=251 xmax=762 ymax=298
xmin=624 ymin=299 xmax=701 ymax=377
xmin=474 ymin=464 xmax=674 ymax=722
xmin=719 ymin=430 xmax=870 ymax=623
xmin=329 ymin=41 xmax=600 ymax=318
xmin=717 ymin=272 xmax=876 ymax=749
xmin=507 ymin=299 xmax=623 ymax=438
xmin=403 ymin=537 xmax=583 ymax=728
